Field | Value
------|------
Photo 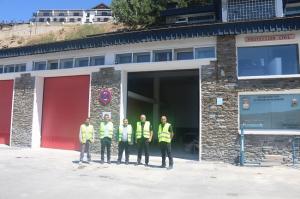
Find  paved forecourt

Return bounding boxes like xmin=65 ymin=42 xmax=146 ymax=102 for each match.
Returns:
xmin=0 ymin=146 xmax=300 ymax=199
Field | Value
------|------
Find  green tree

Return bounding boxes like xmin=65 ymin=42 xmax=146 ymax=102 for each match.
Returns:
xmin=111 ymin=0 xmax=162 ymax=28
xmin=111 ymin=0 xmax=213 ymax=28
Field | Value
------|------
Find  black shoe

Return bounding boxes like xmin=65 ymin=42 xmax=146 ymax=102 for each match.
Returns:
xmin=100 ymin=160 xmax=104 ymax=164
xmin=125 ymin=161 xmax=129 ymax=165
xmin=135 ymin=162 xmax=141 ymax=166
xmin=145 ymin=163 xmax=149 ymax=167
xmin=161 ymin=164 xmax=166 ymax=168
xmin=117 ymin=161 xmax=121 ymax=165
xmin=167 ymin=165 xmax=173 ymax=170
xmin=107 ymin=160 xmax=111 ymax=164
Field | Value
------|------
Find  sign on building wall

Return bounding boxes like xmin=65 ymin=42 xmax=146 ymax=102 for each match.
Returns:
xmin=239 ymin=94 xmax=300 ymax=130
xmin=245 ymin=34 xmax=296 ymax=42
xmin=99 ymin=88 xmax=112 ymax=106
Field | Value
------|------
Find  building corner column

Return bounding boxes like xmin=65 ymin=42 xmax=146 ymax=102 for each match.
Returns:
xmin=10 ymin=73 xmax=35 ymax=148
xmin=201 ymin=35 xmax=239 ymax=163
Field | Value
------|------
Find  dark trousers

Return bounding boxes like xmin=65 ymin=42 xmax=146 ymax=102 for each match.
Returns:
xmin=118 ymin=141 xmax=129 ymax=162
xmin=137 ymin=137 xmax=149 ymax=164
xmin=80 ymin=140 xmax=91 ymax=161
xmin=101 ymin=137 xmax=111 ymax=161
xmin=160 ymin=142 xmax=173 ymax=166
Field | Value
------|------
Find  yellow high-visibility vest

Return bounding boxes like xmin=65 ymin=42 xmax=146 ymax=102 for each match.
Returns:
xmin=80 ymin=124 xmax=94 ymax=143
xmin=136 ymin=121 xmax=150 ymax=139
xmin=99 ymin=122 xmax=114 ymax=139
xmin=118 ymin=125 xmax=133 ymax=142
xmin=158 ymin=123 xmax=172 ymax=143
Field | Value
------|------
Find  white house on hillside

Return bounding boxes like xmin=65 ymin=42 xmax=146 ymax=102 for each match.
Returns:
xmin=31 ymin=3 xmax=113 ymax=24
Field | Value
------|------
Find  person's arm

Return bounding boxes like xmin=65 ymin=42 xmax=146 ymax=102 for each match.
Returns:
xmin=79 ymin=127 xmax=82 ymax=143
xmin=149 ymin=125 xmax=153 ymax=142
xmin=134 ymin=125 xmax=137 ymax=144
xmin=130 ymin=126 xmax=134 ymax=145
xmin=112 ymin=122 xmax=116 ymax=141
xmin=98 ymin=122 xmax=102 ymax=139
xmin=169 ymin=125 xmax=174 ymax=140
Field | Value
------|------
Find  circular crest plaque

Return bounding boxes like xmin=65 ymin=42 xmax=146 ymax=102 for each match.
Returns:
xmin=99 ymin=88 xmax=112 ymax=106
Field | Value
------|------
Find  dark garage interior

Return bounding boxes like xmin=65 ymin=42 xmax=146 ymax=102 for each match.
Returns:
xmin=127 ymin=69 xmax=199 ymax=160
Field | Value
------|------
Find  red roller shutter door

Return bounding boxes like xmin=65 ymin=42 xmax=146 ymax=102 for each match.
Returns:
xmin=41 ymin=76 xmax=90 ymax=150
xmin=0 ymin=80 xmax=14 ymax=145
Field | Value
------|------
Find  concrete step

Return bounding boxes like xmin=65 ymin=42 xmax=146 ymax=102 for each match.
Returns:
xmin=260 ymin=155 xmax=284 ymax=167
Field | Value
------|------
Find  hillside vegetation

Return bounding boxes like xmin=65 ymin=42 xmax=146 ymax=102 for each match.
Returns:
xmin=0 ymin=22 xmax=125 ymax=49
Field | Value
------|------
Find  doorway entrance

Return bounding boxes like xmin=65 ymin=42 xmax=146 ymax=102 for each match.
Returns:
xmin=127 ymin=69 xmax=199 ymax=160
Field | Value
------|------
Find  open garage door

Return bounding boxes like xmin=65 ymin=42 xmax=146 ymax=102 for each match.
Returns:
xmin=127 ymin=70 xmax=199 ymax=160
xmin=0 ymin=80 xmax=14 ymax=145
xmin=41 ymin=76 xmax=90 ymax=150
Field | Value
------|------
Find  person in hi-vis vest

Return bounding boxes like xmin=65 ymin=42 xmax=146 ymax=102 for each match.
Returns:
xmin=158 ymin=116 xmax=174 ymax=169
xmin=117 ymin=118 xmax=133 ymax=165
xmin=79 ymin=117 xmax=95 ymax=164
xmin=135 ymin=114 xmax=153 ymax=166
xmin=99 ymin=114 xmax=114 ymax=164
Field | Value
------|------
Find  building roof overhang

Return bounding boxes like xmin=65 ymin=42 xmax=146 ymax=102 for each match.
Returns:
xmin=1 ymin=16 xmax=300 ymax=59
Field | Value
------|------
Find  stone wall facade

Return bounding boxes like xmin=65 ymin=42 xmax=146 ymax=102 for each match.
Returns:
xmin=201 ymin=35 xmax=300 ymax=164
xmin=11 ymin=73 xmax=35 ymax=147
xmin=201 ymin=61 xmax=240 ymax=162
xmin=90 ymin=67 xmax=121 ymax=155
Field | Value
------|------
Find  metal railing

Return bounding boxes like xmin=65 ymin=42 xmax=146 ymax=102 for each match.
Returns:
xmin=292 ymin=137 xmax=300 ymax=165
xmin=239 ymin=125 xmax=261 ymax=166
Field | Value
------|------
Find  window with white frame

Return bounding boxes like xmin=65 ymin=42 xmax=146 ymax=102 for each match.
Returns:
xmin=90 ymin=56 xmax=105 ymax=66
xmin=195 ymin=47 xmax=215 ymax=59
xmin=238 ymin=44 xmax=300 ymax=77
xmin=175 ymin=48 xmax=194 ymax=60
xmin=239 ymin=93 xmax=300 ymax=130
xmin=153 ymin=50 xmax=172 ymax=62
xmin=133 ymin=52 xmax=151 ymax=63
xmin=34 ymin=61 xmax=47 ymax=71
xmin=115 ymin=53 xmax=132 ymax=64
xmin=75 ymin=57 xmax=89 ymax=67
xmin=60 ymin=58 xmax=74 ymax=69
xmin=47 ymin=60 xmax=59 ymax=70
xmin=4 ymin=65 xmax=15 ymax=73
xmin=15 ymin=63 xmax=26 ymax=72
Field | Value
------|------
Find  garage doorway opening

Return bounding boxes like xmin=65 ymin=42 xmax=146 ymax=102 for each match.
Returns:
xmin=127 ymin=69 xmax=199 ymax=160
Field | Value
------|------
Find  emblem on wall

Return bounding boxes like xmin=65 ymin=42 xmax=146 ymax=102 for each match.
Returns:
xmin=99 ymin=88 xmax=112 ymax=106
xmin=292 ymin=98 xmax=298 ymax=107
xmin=242 ymin=98 xmax=250 ymax=110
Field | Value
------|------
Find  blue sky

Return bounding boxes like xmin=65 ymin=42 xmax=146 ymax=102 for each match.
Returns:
xmin=0 ymin=0 xmax=111 ymax=21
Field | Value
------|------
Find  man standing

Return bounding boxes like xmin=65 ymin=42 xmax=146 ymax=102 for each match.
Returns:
xmin=79 ymin=117 xmax=95 ymax=164
xmin=135 ymin=114 xmax=153 ymax=166
xmin=158 ymin=116 xmax=174 ymax=169
xmin=117 ymin=118 xmax=133 ymax=165
xmin=99 ymin=114 xmax=114 ymax=164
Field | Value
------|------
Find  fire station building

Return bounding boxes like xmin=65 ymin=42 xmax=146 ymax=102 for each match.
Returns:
xmin=0 ymin=0 xmax=300 ymax=163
